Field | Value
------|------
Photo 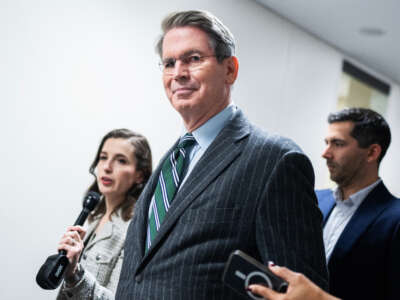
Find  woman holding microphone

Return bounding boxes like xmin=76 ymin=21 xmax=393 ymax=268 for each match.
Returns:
xmin=57 ymin=128 xmax=152 ymax=299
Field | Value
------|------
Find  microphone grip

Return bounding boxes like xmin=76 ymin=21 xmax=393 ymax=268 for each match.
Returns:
xmin=36 ymin=210 xmax=90 ymax=289
xmin=73 ymin=208 xmax=90 ymax=226
xmin=57 ymin=209 xmax=90 ymax=256
xmin=36 ymin=191 xmax=100 ymax=290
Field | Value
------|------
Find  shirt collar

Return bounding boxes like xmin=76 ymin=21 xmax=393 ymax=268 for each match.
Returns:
xmin=333 ymin=178 xmax=382 ymax=207
xmin=181 ymin=103 xmax=237 ymax=150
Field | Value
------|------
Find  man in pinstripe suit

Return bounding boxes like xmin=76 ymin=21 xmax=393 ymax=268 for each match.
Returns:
xmin=116 ymin=10 xmax=328 ymax=300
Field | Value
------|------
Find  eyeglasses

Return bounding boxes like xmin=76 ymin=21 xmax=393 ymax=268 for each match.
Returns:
xmin=159 ymin=54 xmax=218 ymax=75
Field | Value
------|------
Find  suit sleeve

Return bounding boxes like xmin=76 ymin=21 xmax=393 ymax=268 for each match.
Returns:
xmin=386 ymin=221 xmax=400 ymax=300
xmin=56 ymin=249 xmax=124 ymax=300
xmin=255 ymin=150 xmax=329 ymax=291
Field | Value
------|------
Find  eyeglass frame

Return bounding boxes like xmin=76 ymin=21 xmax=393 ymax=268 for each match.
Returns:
xmin=158 ymin=52 xmax=229 ymax=75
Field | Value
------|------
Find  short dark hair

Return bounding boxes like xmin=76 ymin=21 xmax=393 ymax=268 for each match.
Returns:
xmin=156 ymin=10 xmax=235 ymax=63
xmin=88 ymin=128 xmax=152 ymax=222
xmin=328 ymin=107 xmax=391 ymax=163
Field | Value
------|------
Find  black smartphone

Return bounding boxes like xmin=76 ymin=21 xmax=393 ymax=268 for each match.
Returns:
xmin=222 ymin=250 xmax=288 ymax=299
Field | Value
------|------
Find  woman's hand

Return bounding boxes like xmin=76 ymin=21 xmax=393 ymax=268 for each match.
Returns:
xmin=57 ymin=226 xmax=86 ymax=277
xmin=248 ymin=265 xmax=340 ymax=300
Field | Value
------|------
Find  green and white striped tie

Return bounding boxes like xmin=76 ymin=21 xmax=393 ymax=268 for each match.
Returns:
xmin=146 ymin=133 xmax=196 ymax=251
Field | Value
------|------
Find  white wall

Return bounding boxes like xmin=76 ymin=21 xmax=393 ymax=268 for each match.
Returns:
xmin=1 ymin=0 xmax=399 ymax=299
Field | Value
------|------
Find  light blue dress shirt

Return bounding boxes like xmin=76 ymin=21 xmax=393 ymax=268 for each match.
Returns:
xmin=146 ymin=104 xmax=237 ymax=229
xmin=179 ymin=103 xmax=237 ymax=188
xmin=323 ymin=178 xmax=382 ymax=261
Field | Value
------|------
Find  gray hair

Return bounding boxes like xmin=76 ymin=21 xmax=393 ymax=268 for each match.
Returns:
xmin=155 ymin=10 xmax=236 ymax=63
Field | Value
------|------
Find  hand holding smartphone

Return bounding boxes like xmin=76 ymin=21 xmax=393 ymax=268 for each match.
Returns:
xmin=222 ymin=250 xmax=288 ymax=299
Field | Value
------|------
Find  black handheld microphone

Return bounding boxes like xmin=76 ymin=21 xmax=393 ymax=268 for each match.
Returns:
xmin=36 ymin=191 xmax=100 ymax=290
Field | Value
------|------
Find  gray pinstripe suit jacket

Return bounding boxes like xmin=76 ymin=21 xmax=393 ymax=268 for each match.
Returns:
xmin=116 ymin=109 xmax=328 ymax=299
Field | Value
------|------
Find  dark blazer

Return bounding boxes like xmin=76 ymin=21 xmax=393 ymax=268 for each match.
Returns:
xmin=116 ymin=109 xmax=328 ymax=300
xmin=317 ymin=182 xmax=400 ymax=300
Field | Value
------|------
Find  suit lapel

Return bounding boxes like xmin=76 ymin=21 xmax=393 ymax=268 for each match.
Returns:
xmin=83 ymin=219 xmax=98 ymax=250
xmin=84 ymin=219 xmax=113 ymax=251
xmin=137 ymin=110 xmax=250 ymax=269
xmin=329 ymin=182 xmax=393 ymax=267
xmin=131 ymin=143 xmax=178 ymax=260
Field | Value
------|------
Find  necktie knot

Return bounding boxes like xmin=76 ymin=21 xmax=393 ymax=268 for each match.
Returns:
xmin=178 ymin=133 xmax=196 ymax=149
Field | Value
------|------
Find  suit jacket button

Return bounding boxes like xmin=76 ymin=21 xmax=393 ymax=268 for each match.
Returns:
xmin=82 ymin=254 xmax=87 ymax=260
xmin=96 ymin=254 xmax=101 ymax=261
xmin=135 ymin=274 xmax=142 ymax=283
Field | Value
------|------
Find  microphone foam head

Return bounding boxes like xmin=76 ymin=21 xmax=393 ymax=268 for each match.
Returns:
xmin=82 ymin=191 xmax=101 ymax=211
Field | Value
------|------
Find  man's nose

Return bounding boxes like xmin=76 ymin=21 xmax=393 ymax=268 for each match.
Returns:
xmin=322 ymin=146 xmax=332 ymax=159
xmin=173 ymin=60 xmax=190 ymax=80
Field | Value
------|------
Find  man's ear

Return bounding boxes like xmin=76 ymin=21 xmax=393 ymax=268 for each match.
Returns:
xmin=366 ymin=144 xmax=382 ymax=163
xmin=224 ymin=56 xmax=239 ymax=85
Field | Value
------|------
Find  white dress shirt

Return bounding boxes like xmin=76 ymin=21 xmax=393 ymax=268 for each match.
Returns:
xmin=323 ymin=179 xmax=381 ymax=261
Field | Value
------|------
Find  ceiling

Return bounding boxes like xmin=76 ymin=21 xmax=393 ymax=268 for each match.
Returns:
xmin=256 ymin=0 xmax=400 ymax=84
